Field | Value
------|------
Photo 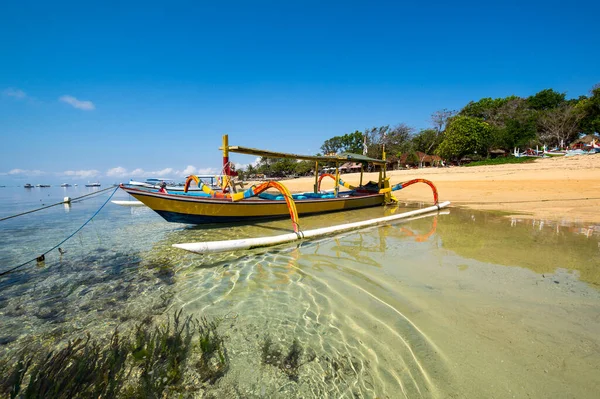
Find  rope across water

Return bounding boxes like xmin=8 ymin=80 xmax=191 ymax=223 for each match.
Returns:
xmin=0 ymin=186 xmax=120 ymax=277
xmin=0 ymin=186 xmax=117 ymax=222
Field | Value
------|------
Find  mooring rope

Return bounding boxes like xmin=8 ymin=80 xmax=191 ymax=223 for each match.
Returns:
xmin=0 ymin=186 xmax=119 ymax=277
xmin=0 ymin=186 xmax=116 ymax=222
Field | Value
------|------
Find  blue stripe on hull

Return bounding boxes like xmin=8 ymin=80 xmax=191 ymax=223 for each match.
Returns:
xmin=155 ymin=210 xmax=283 ymax=224
xmin=155 ymin=202 xmax=383 ymax=225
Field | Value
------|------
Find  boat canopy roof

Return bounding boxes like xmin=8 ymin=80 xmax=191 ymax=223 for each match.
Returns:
xmin=337 ymin=152 xmax=386 ymax=164
xmin=226 ymin=146 xmax=386 ymax=165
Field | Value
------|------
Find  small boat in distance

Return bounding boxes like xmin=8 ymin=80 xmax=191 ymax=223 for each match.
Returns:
xmin=85 ymin=182 xmax=101 ymax=187
xmin=60 ymin=183 xmax=72 ymax=187
xmin=542 ymin=145 xmax=566 ymax=157
xmin=36 ymin=184 xmax=51 ymax=188
xmin=24 ymin=183 xmax=33 ymax=188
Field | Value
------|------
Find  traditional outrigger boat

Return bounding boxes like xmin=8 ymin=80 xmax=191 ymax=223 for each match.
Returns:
xmin=119 ymin=135 xmax=449 ymax=253
xmin=120 ymin=135 xmax=442 ymax=223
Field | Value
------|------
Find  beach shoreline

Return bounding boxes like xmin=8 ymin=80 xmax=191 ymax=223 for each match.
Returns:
xmin=268 ymin=155 xmax=600 ymax=224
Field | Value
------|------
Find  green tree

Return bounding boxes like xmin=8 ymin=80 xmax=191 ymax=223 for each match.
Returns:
xmin=411 ymin=128 xmax=441 ymax=153
xmin=498 ymin=116 xmax=538 ymax=149
xmin=436 ymin=116 xmax=492 ymax=163
xmin=460 ymin=96 xmax=524 ymax=127
xmin=320 ymin=131 xmax=365 ymax=155
xmin=320 ymin=136 xmax=343 ymax=155
xmin=538 ymin=104 xmax=583 ymax=146
xmin=294 ymin=160 xmax=314 ymax=176
xmin=409 ymin=109 xmax=456 ymax=155
xmin=578 ymin=84 xmax=600 ymax=134
xmin=270 ymin=158 xmax=297 ymax=177
xmin=363 ymin=126 xmax=389 ymax=159
xmin=526 ymin=89 xmax=566 ymax=110
xmin=491 ymin=98 xmax=538 ymax=149
xmin=384 ymin=124 xmax=413 ymax=156
xmin=361 ymin=124 xmax=413 ymax=159
xmin=256 ymin=157 xmax=272 ymax=176
xmin=459 ymin=96 xmax=539 ymax=151
xmin=460 ymin=97 xmax=515 ymax=122
xmin=245 ymin=164 xmax=256 ymax=177
xmin=431 ymin=108 xmax=456 ymax=133
xmin=339 ymin=131 xmax=364 ymax=154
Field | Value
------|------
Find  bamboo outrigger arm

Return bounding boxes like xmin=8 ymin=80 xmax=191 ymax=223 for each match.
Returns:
xmin=387 ymin=179 xmax=439 ymax=204
xmin=173 ymin=201 xmax=451 ymax=254
xmin=231 ymin=181 xmax=300 ymax=233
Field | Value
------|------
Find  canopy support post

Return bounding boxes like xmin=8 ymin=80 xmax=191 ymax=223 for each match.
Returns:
xmin=314 ymin=161 xmax=319 ymax=193
xmin=360 ymin=164 xmax=364 ymax=187
xmin=334 ymin=164 xmax=340 ymax=197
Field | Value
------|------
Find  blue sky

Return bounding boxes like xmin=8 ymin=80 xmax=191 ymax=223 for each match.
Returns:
xmin=1 ymin=0 xmax=598 ymax=184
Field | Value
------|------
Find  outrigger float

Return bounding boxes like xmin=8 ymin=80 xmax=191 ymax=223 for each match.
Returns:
xmin=118 ymin=135 xmax=450 ymax=254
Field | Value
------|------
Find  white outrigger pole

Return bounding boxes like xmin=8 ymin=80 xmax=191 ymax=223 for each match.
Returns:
xmin=111 ymin=200 xmax=145 ymax=207
xmin=173 ymin=201 xmax=450 ymax=254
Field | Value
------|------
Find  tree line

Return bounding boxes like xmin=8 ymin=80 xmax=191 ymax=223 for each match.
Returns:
xmin=237 ymin=83 xmax=599 ymax=177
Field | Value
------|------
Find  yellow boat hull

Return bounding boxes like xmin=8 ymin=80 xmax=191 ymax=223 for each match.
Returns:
xmin=120 ymin=185 xmax=385 ymax=224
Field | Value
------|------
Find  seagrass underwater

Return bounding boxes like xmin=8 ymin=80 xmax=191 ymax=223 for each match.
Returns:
xmin=0 ymin=186 xmax=599 ymax=398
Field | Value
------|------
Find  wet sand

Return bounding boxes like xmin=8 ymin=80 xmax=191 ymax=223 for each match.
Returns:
xmin=269 ymin=155 xmax=600 ymax=224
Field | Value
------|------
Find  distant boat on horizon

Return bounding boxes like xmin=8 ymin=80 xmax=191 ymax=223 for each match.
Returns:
xmin=24 ymin=183 xmax=33 ymax=188
xmin=36 ymin=184 xmax=51 ymax=188
xmin=60 ymin=183 xmax=72 ymax=187
xmin=85 ymin=182 xmax=101 ymax=187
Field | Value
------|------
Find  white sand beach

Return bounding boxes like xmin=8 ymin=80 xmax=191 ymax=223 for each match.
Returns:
xmin=273 ymin=155 xmax=600 ymax=224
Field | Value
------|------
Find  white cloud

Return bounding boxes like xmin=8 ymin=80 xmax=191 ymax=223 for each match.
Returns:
xmin=105 ymin=167 xmax=146 ymax=178
xmin=197 ymin=167 xmax=219 ymax=175
xmin=150 ymin=168 xmax=174 ymax=177
xmin=0 ymin=168 xmax=47 ymax=177
xmin=174 ymin=165 xmax=219 ymax=177
xmin=0 ymin=168 xmax=44 ymax=176
xmin=103 ymin=166 xmax=219 ymax=181
xmin=105 ymin=167 xmax=145 ymax=178
xmin=63 ymin=169 xmax=100 ymax=178
xmin=130 ymin=168 xmax=146 ymax=177
xmin=3 ymin=88 xmax=27 ymax=100
xmin=232 ymin=159 xmax=260 ymax=171
xmin=59 ymin=95 xmax=95 ymax=110
xmin=1 ymin=168 xmax=45 ymax=176
xmin=181 ymin=165 xmax=197 ymax=176
xmin=106 ymin=167 xmax=128 ymax=177
xmin=105 ymin=167 xmax=176 ymax=179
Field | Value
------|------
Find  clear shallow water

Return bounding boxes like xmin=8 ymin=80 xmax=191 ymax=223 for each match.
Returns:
xmin=0 ymin=186 xmax=599 ymax=398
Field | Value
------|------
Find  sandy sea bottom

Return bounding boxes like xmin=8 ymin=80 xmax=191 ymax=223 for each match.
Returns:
xmin=0 ymin=187 xmax=599 ymax=398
